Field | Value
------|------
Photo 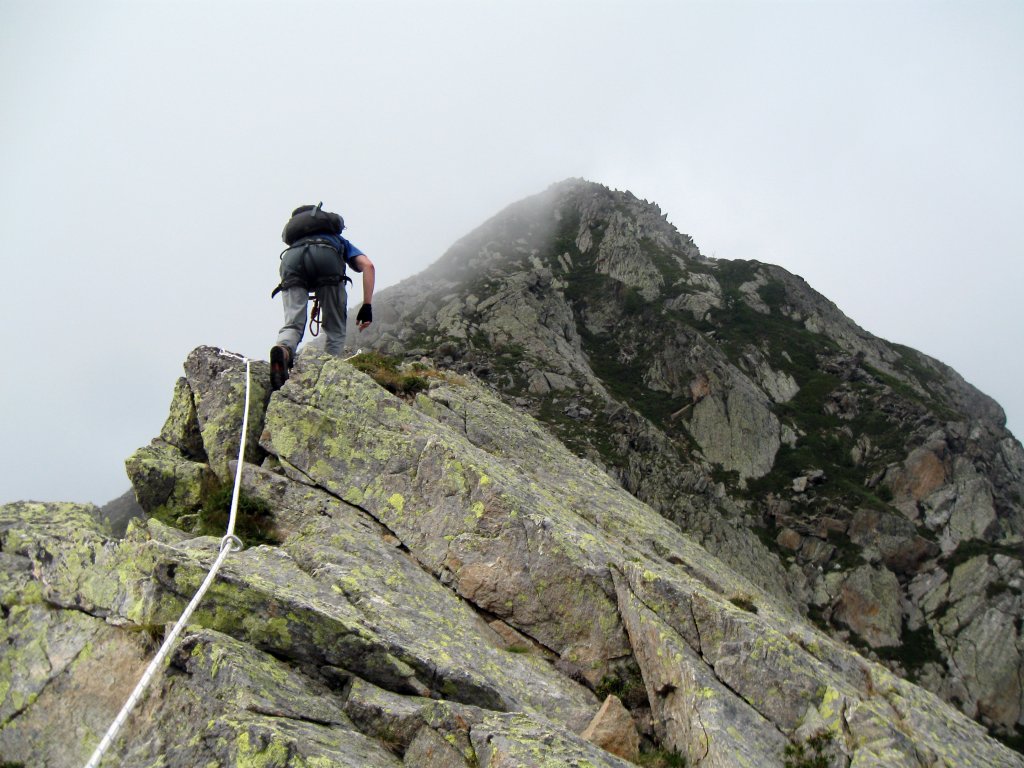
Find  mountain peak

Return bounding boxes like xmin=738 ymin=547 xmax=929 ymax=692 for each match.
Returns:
xmin=403 ymin=178 xmax=699 ymax=291
xmin=359 ymin=180 xmax=1024 ymax=748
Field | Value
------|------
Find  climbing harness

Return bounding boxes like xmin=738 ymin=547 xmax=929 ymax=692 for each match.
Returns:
xmin=270 ymin=239 xmax=351 ymax=299
xmin=83 ymin=350 xmax=253 ymax=768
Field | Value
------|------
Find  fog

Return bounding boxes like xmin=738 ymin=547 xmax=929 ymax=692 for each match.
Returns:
xmin=2 ymin=0 xmax=1021 ymax=504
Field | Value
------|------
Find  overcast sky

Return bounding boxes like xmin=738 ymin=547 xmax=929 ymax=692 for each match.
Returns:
xmin=2 ymin=0 xmax=1021 ymax=506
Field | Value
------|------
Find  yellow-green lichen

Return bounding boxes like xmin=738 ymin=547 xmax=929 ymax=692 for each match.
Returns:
xmin=235 ymin=730 xmax=290 ymax=768
xmin=818 ymin=685 xmax=842 ymax=722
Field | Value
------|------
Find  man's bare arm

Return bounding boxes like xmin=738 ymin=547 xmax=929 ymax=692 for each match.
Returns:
xmin=352 ymin=254 xmax=375 ymax=329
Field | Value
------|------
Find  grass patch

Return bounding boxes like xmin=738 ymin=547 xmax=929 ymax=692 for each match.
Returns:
xmin=944 ymin=539 xmax=1024 ymax=571
xmin=640 ymin=235 xmax=688 ymax=286
xmin=709 ymin=258 xmax=759 ymax=295
xmin=700 ymin=261 xmax=839 ymax=375
xmin=711 ymin=465 xmax=742 ymax=487
xmin=784 ymin=730 xmax=836 ymax=768
xmin=873 ymin=622 xmax=944 ymax=682
xmin=151 ymin=481 xmax=280 ymax=546
xmin=197 ymin=484 xmax=279 ymax=546
xmin=825 ymin=529 xmax=866 ymax=571
xmin=758 ymin=277 xmax=788 ymax=307
xmin=350 ymin=351 xmax=430 ymax=397
xmin=864 ymin=362 xmax=960 ymax=423
xmin=746 ymin=382 xmax=905 ymax=513
xmin=729 ymin=596 xmax=759 ymax=614
xmin=892 ymin=343 xmax=943 ymax=381
xmin=575 ymin=320 xmax=688 ymax=430
xmin=537 ymin=394 xmax=620 ymax=467
xmin=595 ymin=670 xmax=649 ymax=709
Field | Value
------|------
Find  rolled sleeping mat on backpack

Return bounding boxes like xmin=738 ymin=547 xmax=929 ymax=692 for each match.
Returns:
xmin=282 ymin=203 xmax=344 ymax=245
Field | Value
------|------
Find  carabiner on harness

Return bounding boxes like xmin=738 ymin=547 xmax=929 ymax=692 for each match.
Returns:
xmin=309 ymin=294 xmax=322 ymax=337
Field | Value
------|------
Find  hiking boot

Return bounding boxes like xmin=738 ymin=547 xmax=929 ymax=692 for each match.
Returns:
xmin=270 ymin=345 xmax=292 ymax=391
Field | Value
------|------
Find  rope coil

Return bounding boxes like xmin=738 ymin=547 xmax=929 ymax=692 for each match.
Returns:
xmin=83 ymin=351 xmax=253 ymax=768
xmin=309 ymin=295 xmax=322 ymax=336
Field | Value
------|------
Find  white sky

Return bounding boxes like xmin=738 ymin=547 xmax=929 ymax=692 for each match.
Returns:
xmin=1 ymin=0 xmax=1021 ymax=505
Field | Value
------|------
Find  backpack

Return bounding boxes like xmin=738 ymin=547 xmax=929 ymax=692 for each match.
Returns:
xmin=282 ymin=202 xmax=344 ymax=245
xmin=271 ymin=205 xmax=351 ymax=298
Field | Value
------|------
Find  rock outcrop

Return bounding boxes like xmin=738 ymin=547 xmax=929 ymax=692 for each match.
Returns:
xmin=357 ymin=178 xmax=1024 ymax=746
xmin=2 ymin=345 xmax=1022 ymax=766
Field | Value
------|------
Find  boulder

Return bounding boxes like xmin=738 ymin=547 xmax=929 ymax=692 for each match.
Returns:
xmin=831 ymin=564 xmax=903 ymax=648
xmin=580 ymin=695 xmax=640 ymax=761
xmin=687 ymin=370 xmax=781 ymax=480
xmin=848 ymin=507 xmax=939 ymax=574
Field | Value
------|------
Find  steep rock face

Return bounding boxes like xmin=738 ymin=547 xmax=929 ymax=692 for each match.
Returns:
xmin=357 ymin=179 xmax=1024 ymax=743
xmin=3 ymin=346 xmax=1022 ymax=766
xmin=686 ymin=365 xmax=781 ymax=480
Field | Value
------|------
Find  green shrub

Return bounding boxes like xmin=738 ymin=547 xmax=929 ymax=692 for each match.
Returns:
xmin=944 ymin=539 xmax=1024 ymax=572
xmin=636 ymin=747 xmax=688 ymax=767
xmin=872 ymin=621 xmax=943 ymax=682
xmin=595 ymin=670 xmax=649 ymax=709
xmin=784 ymin=730 xmax=836 ymax=768
xmin=150 ymin=481 xmax=279 ymax=547
xmin=350 ymin=352 xmax=430 ymax=397
xmin=595 ymin=674 xmax=623 ymax=699
xmin=729 ymin=596 xmax=759 ymax=614
xmin=198 ymin=484 xmax=279 ymax=546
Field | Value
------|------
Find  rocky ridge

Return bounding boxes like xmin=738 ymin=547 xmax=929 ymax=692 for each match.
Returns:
xmin=358 ymin=179 xmax=1024 ymax=746
xmin=2 ymin=346 xmax=1022 ymax=766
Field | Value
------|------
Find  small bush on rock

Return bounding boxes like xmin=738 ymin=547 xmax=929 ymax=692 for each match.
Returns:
xmin=350 ymin=352 xmax=430 ymax=397
xmin=636 ymin=747 xmax=687 ymax=767
xmin=784 ymin=730 xmax=836 ymax=768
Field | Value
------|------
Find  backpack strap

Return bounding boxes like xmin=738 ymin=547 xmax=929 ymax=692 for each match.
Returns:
xmin=291 ymin=236 xmax=341 ymax=251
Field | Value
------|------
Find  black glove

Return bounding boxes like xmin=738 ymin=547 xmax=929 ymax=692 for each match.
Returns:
xmin=356 ymin=304 xmax=373 ymax=325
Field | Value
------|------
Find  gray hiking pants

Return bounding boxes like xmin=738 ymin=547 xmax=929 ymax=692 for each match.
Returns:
xmin=275 ymin=283 xmax=348 ymax=357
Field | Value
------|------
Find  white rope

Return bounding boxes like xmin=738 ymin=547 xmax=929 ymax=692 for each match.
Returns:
xmin=224 ymin=354 xmax=252 ymax=542
xmin=83 ymin=352 xmax=252 ymax=768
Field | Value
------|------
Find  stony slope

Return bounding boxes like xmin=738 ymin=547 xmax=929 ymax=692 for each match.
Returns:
xmin=357 ymin=179 xmax=1024 ymax=746
xmin=3 ymin=346 xmax=1022 ymax=766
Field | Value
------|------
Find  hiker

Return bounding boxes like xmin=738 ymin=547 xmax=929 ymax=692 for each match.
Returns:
xmin=269 ymin=203 xmax=375 ymax=390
